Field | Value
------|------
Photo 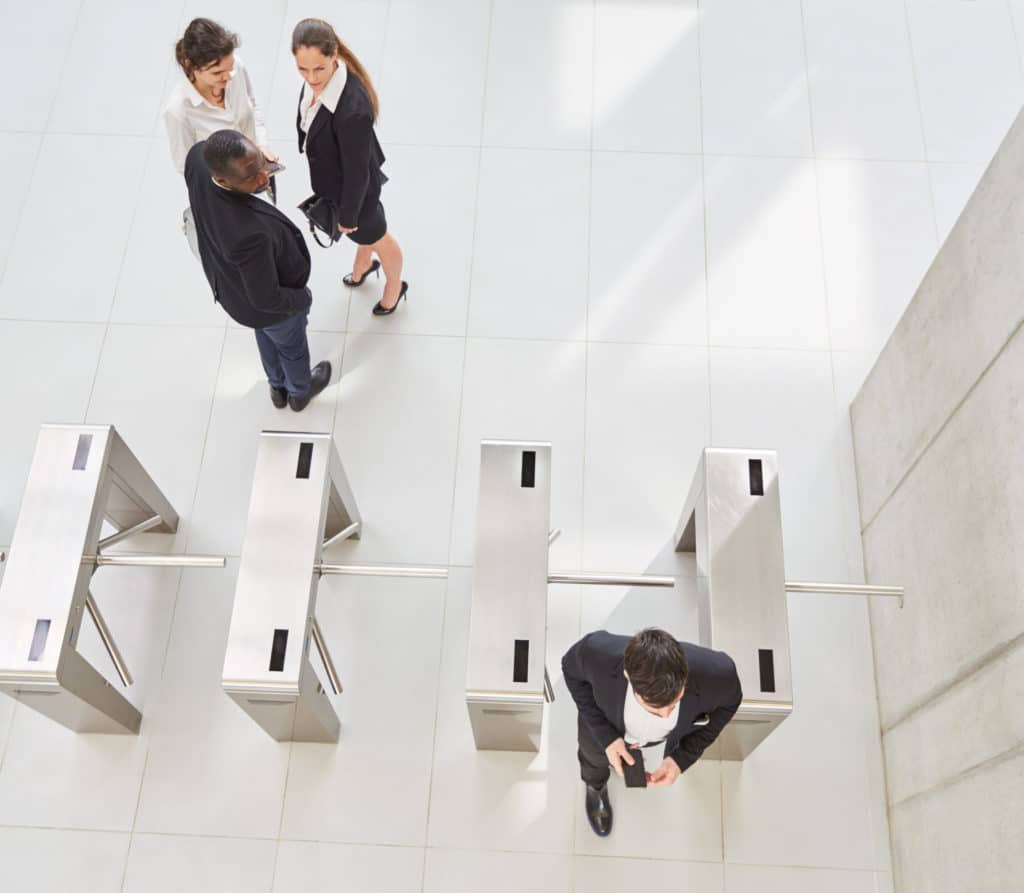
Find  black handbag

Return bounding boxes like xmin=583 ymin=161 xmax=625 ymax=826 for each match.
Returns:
xmin=298 ymin=194 xmax=341 ymax=248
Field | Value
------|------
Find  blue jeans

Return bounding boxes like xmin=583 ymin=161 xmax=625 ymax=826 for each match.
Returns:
xmin=254 ymin=310 xmax=311 ymax=397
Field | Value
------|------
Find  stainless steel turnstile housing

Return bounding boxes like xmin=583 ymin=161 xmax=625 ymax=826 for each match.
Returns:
xmin=466 ymin=440 xmax=551 ymax=752
xmin=222 ymin=431 xmax=360 ymax=743
xmin=676 ymin=447 xmax=793 ymax=758
xmin=0 ymin=425 xmax=179 ymax=733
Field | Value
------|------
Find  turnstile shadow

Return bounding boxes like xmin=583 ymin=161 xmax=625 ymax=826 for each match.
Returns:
xmin=580 ymin=539 xmax=702 ymax=643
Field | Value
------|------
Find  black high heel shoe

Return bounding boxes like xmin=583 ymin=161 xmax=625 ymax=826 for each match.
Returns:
xmin=343 ymin=259 xmax=380 ymax=287
xmin=372 ymin=281 xmax=409 ymax=316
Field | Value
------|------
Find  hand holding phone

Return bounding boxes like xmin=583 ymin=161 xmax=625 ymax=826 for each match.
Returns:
xmin=622 ymin=746 xmax=647 ymax=788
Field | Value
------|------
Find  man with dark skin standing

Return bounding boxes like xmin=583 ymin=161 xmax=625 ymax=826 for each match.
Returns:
xmin=562 ymin=627 xmax=743 ymax=836
xmin=185 ymin=129 xmax=330 ymax=411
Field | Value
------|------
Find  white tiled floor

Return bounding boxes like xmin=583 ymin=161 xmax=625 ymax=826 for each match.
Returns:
xmin=1 ymin=1 xmax=1021 ymax=890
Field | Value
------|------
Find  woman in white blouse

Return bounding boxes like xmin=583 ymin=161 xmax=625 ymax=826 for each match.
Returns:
xmin=164 ymin=18 xmax=277 ymax=183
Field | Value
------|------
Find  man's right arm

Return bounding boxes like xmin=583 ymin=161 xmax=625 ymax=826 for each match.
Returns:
xmin=228 ymin=232 xmax=312 ymax=317
xmin=561 ymin=634 xmax=621 ymax=750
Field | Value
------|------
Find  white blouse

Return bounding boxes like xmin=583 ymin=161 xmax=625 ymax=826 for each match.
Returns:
xmin=163 ymin=54 xmax=267 ymax=174
xmin=298 ymin=62 xmax=347 ymax=134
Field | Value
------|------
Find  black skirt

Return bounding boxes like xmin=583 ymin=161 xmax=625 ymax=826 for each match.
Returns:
xmin=347 ymin=197 xmax=387 ymax=245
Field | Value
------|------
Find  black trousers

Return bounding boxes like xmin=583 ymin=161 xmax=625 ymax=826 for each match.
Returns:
xmin=577 ymin=715 xmax=612 ymax=788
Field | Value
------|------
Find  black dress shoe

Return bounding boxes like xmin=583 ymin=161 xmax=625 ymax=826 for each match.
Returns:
xmin=269 ymin=385 xmax=288 ymax=409
xmin=585 ymin=783 xmax=613 ymax=837
xmin=288 ymin=361 xmax=332 ymax=412
xmin=343 ymin=259 xmax=380 ymax=287
xmin=372 ymin=280 xmax=409 ymax=316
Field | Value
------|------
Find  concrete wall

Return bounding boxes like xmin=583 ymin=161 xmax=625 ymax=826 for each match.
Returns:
xmin=851 ymin=105 xmax=1024 ymax=893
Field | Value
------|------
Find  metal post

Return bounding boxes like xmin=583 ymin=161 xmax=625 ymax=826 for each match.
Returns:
xmin=316 ymin=563 xmax=448 ymax=579
xmin=322 ymin=521 xmax=361 ymax=550
xmin=97 ymin=514 xmax=163 ymax=550
xmin=86 ymin=554 xmax=226 ymax=569
xmin=548 ymin=571 xmax=675 ymax=587
xmin=84 ymin=591 xmax=133 ymax=687
xmin=543 ymin=667 xmax=555 ymax=703
xmin=785 ymin=580 xmax=905 ymax=608
xmin=311 ymin=618 xmax=342 ymax=695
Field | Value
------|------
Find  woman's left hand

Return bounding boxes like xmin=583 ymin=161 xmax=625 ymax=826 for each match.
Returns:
xmin=259 ymin=145 xmax=280 ymax=163
xmin=337 ymin=223 xmax=359 ymax=234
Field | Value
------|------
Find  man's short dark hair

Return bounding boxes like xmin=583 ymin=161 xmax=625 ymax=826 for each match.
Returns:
xmin=203 ymin=129 xmax=251 ymax=179
xmin=624 ymin=628 xmax=688 ymax=708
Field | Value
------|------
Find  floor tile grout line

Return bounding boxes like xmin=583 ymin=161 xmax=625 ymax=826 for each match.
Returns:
xmin=797 ymin=0 xmax=854 ymax=598
xmin=0 ymin=316 xmax=856 ymax=354
xmin=567 ymin=0 xmax=599 ymax=868
xmin=82 ymin=130 xmax=161 ymax=424
xmin=0 ymin=133 xmax=47 ymax=295
xmin=440 ymin=0 xmax=493 ymax=569
xmin=0 ymin=0 xmax=89 ymax=813
xmin=901 ymin=0 xmax=943 ymax=252
xmin=0 ymin=125 xmax=998 ymax=164
xmin=180 ymin=326 xmax=230 ymax=557
xmin=420 ymin=0 xmax=494 ymax=882
xmin=695 ymin=0 xmax=714 ymax=453
xmin=694 ymin=7 xmax=725 ymax=883
xmin=414 ymin=572 xmax=450 ymax=888
xmin=40 ymin=0 xmax=86 ymax=136
xmin=0 ymin=819 xmax=898 ymax=873
xmin=901 ymin=0 xmax=933 ymax=167
xmin=117 ymin=564 xmax=187 ymax=892
xmin=269 ymin=739 xmax=295 ymax=890
xmin=1005 ymin=0 xmax=1024 ymax=80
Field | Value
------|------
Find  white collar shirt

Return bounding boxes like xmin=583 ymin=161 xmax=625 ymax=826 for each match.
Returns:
xmin=299 ymin=63 xmax=348 ymax=134
xmin=622 ymin=682 xmax=679 ymax=747
xmin=163 ymin=54 xmax=267 ymax=174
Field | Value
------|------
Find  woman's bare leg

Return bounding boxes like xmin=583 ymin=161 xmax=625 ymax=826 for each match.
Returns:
xmin=372 ymin=232 xmax=404 ymax=309
xmin=351 ymin=244 xmax=376 ymax=281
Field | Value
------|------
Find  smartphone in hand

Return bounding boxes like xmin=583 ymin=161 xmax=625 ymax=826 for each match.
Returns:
xmin=622 ymin=747 xmax=647 ymax=788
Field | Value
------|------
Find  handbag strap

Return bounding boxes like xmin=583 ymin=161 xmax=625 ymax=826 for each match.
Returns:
xmin=308 ymin=219 xmax=336 ymax=249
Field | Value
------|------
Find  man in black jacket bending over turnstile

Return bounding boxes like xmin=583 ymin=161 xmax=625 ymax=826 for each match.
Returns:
xmin=562 ymin=628 xmax=742 ymax=837
xmin=185 ymin=129 xmax=331 ymax=412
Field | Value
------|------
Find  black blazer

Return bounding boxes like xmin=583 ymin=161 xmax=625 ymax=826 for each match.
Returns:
xmin=184 ymin=142 xmax=312 ymax=330
xmin=562 ymin=631 xmax=743 ymax=775
xmin=297 ymin=75 xmax=386 ymax=229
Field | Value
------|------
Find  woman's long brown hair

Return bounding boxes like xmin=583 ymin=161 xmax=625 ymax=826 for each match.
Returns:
xmin=291 ymin=18 xmax=379 ymax=121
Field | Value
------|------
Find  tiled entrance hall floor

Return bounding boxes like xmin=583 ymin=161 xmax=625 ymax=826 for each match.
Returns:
xmin=1 ymin=1 xmax=1022 ymax=890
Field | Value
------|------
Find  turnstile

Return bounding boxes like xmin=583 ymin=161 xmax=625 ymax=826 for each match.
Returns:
xmin=222 ymin=431 xmax=360 ymax=743
xmin=0 ymin=424 xmax=224 ymax=734
xmin=222 ymin=430 xmax=448 ymax=743
xmin=466 ymin=441 xmax=552 ymax=752
xmin=675 ymin=448 xmax=793 ymax=758
xmin=466 ymin=440 xmax=674 ymax=752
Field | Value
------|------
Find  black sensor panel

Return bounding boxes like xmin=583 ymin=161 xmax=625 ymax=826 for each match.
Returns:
xmin=72 ymin=434 xmax=92 ymax=471
xmin=748 ymin=459 xmax=764 ymax=496
xmin=513 ymin=639 xmax=529 ymax=683
xmin=28 ymin=619 xmax=51 ymax=662
xmin=296 ymin=442 xmax=314 ymax=479
xmin=521 ymin=451 xmax=536 ymax=488
xmin=269 ymin=629 xmax=289 ymax=672
xmin=758 ymin=648 xmax=776 ymax=693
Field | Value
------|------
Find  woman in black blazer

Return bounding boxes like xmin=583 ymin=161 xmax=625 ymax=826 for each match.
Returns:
xmin=292 ymin=18 xmax=407 ymax=316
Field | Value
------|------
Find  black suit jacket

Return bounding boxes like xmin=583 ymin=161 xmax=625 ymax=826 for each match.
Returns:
xmin=297 ymin=75 xmax=386 ymax=229
xmin=562 ymin=631 xmax=743 ymax=774
xmin=185 ymin=142 xmax=312 ymax=330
